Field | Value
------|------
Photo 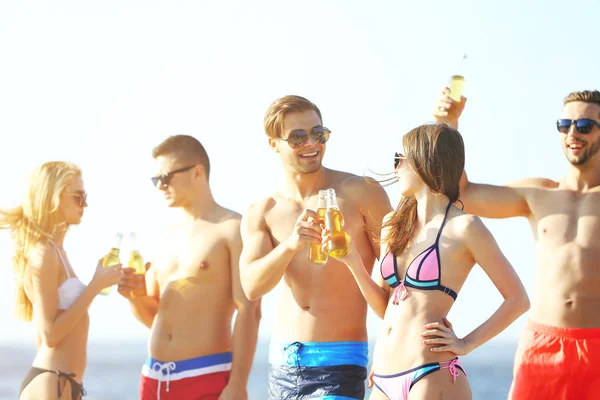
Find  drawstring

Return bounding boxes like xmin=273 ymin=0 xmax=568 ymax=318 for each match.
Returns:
xmin=283 ymin=341 xmax=304 ymax=380
xmin=56 ymin=371 xmax=76 ymax=399
xmin=440 ymin=358 xmax=461 ymax=383
xmin=151 ymin=361 xmax=176 ymax=399
xmin=393 ymin=282 xmax=408 ymax=304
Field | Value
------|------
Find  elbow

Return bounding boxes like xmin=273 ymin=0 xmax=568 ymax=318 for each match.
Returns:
xmin=511 ymin=291 xmax=530 ymax=317
xmin=519 ymin=293 xmax=531 ymax=315
xmin=241 ymin=278 xmax=263 ymax=302
xmin=42 ymin=331 xmax=60 ymax=348
xmin=244 ymin=287 xmax=262 ymax=302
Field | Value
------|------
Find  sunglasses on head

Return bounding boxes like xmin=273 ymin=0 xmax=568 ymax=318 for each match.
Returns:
xmin=151 ymin=165 xmax=196 ymax=188
xmin=394 ymin=152 xmax=407 ymax=169
xmin=281 ymin=126 xmax=331 ymax=149
xmin=70 ymin=191 xmax=87 ymax=207
xmin=556 ymin=119 xmax=600 ymax=134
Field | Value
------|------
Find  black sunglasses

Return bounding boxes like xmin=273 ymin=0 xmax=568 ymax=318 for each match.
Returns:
xmin=151 ymin=165 xmax=196 ymax=188
xmin=394 ymin=152 xmax=407 ymax=169
xmin=281 ymin=126 xmax=331 ymax=149
xmin=70 ymin=191 xmax=87 ymax=207
xmin=556 ymin=119 xmax=600 ymax=134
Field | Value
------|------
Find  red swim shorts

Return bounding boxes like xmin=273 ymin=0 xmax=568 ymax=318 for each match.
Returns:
xmin=508 ymin=320 xmax=600 ymax=400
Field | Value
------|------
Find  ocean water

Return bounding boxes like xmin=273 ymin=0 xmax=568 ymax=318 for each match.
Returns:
xmin=0 ymin=339 xmax=516 ymax=399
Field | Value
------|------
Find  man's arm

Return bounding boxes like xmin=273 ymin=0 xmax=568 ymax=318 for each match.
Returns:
xmin=239 ymin=201 xmax=321 ymax=301
xmin=220 ymin=219 xmax=261 ymax=399
xmin=432 ymin=87 xmax=535 ymax=219
xmin=460 ymin=174 xmax=540 ymax=219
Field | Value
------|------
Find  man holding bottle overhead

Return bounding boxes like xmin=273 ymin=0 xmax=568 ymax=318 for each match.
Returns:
xmin=117 ymin=135 xmax=261 ymax=400
xmin=239 ymin=95 xmax=392 ymax=399
xmin=433 ymin=89 xmax=600 ymax=399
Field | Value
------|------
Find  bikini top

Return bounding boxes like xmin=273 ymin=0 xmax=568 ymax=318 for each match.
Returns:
xmin=49 ymin=240 xmax=86 ymax=310
xmin=380 ymin=202 xmax=458 ymax=304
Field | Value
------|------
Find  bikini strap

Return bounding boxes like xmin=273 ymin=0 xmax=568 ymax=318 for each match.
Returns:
xmin=434 ymin=202 xmax=453 ymax=243
xmin=48 ymin=239 xmax=71 ymax=278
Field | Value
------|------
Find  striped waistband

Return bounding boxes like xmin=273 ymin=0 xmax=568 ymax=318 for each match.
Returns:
xmin=141 ymin=352 xmax=232 ymax=382
xmin=269 ymin=341 xmax=368 ymax=368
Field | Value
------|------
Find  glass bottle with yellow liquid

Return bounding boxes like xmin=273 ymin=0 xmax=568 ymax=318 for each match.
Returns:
xmin=99 ymin=232 xmax=123 ymax=295
xmin=308 ymin=190 xmax=328 ymax=264
xmin=127 ymin=232 xmax=147 ymax=297
xmin=448 ymin=53 xmax=467 ymax=102
xmin=324 ymin=188 xmax=348 ymax=258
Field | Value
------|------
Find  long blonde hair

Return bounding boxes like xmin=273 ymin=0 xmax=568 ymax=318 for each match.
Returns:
xmin=0 ymin=161 xmax=82 ymax=321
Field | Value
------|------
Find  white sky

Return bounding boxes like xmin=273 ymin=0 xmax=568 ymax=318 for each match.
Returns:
xmin=1 ymin=0 xmax=598 ymax=345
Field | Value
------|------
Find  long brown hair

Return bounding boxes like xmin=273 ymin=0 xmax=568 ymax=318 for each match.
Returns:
xmin=0 ymin=161 xmax=81 ymax=321
xmin=383 ymin=124 xmax=465 ymax=255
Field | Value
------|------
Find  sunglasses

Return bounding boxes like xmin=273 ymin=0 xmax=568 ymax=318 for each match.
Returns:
xmin=151 ymin=165 xmax=196 ymax=188
xmin=394 ymin=152 xmax=407 ymax=169
xmin=281 ymin=126 xmax=331 ymax=149
xmin=556 ymin=119 xmax=600 ymax=134
xmin=70 ymin=191 xmax=87 ymax=207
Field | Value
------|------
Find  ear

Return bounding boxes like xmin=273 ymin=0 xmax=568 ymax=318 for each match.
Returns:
xmin=268 ymin=137 xmax=280 ymax=153
xmin=194 ymin=164 xmax=208 ymax=180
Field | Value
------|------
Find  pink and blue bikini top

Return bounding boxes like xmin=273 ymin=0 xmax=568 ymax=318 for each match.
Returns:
xmin=380 ymin=202 xmax=458 ymax=304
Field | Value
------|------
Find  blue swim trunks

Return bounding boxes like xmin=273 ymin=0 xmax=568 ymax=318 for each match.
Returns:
xmin=268 ymin=341 xmax=368 ymax=400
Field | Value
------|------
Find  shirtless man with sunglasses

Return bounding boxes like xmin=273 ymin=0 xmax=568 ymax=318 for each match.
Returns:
xmin=433 ymin=89 xmax=600 ymax=399
xmin=118 ymin=135 xmax=261 ymax=400
xmin=239 ymin=95 xmax=392 ymax=399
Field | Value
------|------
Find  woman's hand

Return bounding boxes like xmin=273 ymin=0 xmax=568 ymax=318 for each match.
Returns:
xmin=321 ymin=229 xmax=360 ymax=267
xmin=422 ymin=318 xmax=469 ymax=356
xmin=90 ymin=258 xmax=122 ymax=293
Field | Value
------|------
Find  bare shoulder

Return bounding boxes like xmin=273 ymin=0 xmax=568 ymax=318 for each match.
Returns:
xmin=27 ymin=241 xmax=59 ymax=274
xmin=332 ymin=170 xmax=390 ymax=205
xmin=214 ymin=206 xmax=243 ymax=238
xmin=448 ymin=208 xmax=489 ymax=239
xmin=242 ymin=196 xmax=277 ymax=227
xmin=509 ymin=176 xmax=558 ymax=190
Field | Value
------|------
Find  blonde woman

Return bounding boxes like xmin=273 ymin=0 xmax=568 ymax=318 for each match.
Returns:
xmin=0 ymin=161 xmax=122 ymax=400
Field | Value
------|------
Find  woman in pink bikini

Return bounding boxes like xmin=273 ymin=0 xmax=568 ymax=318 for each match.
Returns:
xmin=322 ymin=123 xmax=530 ymax=399
xmin=0 ymin=161 xmax=122 ymax=400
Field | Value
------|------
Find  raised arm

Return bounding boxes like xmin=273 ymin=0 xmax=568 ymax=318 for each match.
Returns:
xmin=32 ymin=245 xmax=121 ymax=348
xmin=221 ymin=218 xmax=261 ymax=399
xmin=432 ymin=87 xmax=534 ymax=219
xmin=423 ymin=216 xmax=530 ymax=355
xmin=239 ymin=201 xmax=321 ymax=301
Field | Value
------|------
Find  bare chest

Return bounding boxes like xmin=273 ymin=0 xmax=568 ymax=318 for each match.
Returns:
xmin=153 ymin=231 xmax=231 ymax=287
xmin=533 ymin=191 xmax=600 ymax=248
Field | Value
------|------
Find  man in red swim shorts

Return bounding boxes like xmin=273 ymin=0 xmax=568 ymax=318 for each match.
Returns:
xmin=433 ymin=89 xmax=600 ymax=399
xmin=119 ymin=135 xmax=261 ymax=399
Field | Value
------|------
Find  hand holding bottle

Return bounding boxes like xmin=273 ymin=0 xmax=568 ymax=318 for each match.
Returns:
xmin=118 ymin=262 xmax=151 ymax=300
xmin=91 ymin=258 xmax=122 ymax=294
xmin=285 ymin=209 xmax=323 ymax=252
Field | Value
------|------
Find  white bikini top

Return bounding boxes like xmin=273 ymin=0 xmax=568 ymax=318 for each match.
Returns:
xmin=49 ymin=240 xmax=87 ymax=310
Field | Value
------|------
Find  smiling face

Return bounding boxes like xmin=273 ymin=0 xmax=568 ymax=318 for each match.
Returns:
xmin=560 ymin=101 xmax=600 ymax=166
xmin=270 ymin=109 xmax=326 ymax=174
